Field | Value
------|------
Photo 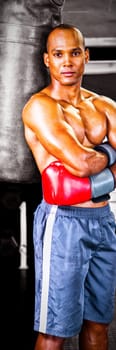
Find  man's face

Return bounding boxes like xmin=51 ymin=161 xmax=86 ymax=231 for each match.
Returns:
xmin=44 ymin=28 xmax=89 ymax=86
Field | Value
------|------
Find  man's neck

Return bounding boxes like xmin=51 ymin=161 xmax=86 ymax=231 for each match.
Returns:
xmin=46 ymin=81 xmax=83 ymax=107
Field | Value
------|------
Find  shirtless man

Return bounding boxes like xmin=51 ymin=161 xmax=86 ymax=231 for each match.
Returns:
xmin=22 ymin=24 xmax=116 ymax=350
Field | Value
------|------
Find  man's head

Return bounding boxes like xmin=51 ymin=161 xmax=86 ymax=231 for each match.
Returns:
xmin=44 ymin=24 xmax=89 ymax=86
xmin=45 ymin=24 xmax=86 ymax=53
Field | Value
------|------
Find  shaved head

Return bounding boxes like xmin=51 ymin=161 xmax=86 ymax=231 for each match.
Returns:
xmin=45 ymin=24 xmax=85 ymax=52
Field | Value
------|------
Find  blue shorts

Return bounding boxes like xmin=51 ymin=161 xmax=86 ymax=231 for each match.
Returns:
xmin=33 ymin=200 xmax=116 ymax=338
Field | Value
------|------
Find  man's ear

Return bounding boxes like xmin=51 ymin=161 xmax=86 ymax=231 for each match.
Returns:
xmin=43 ymin=52 xmax=49 ymax=68
xmin=85 ymin=48 xmax=90 ymax=63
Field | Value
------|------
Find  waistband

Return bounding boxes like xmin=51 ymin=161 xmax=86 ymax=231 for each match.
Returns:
xmin=40 ymin=200 xmax=111 ymax=219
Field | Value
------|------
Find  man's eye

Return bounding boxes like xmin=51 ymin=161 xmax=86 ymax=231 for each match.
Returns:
xmin=54 ymin=53 xmax=62 ymax=57
xmin=72 ymin=51 xmax=80 ymax=56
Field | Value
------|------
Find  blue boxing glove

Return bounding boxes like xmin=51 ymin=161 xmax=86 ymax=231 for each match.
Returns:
xmin=95 ymin=142 xmax=116 ymax=166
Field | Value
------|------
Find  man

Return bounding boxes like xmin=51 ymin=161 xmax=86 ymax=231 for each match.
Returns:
xmin=22 ymin=24 xmax=116 ymax=350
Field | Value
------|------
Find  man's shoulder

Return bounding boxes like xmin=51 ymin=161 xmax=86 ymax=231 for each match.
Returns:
xmin=92 ymin=94 xmax=116 ymax=111
xmin=82 ymin=87 xmax=116 ymax=109
xmin=22 ymin=89 xmax=62 ymax=124
xmin=82 ymin=87 xmax=113 ymax=101
xmin=26 ymin=90 xmax=59 ymax=110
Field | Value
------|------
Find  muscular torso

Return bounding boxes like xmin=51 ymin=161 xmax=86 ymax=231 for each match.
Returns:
xmin=23 ymin=87 xmax=116 ymax=208
xmin=25 ymin=89 xmax=108 ymax=170
xmin=58 ymin=97 xmax=107 ymax=147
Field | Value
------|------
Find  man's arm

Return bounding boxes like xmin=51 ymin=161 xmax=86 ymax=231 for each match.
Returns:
xmin=42 ymin=161 xmax=116 ymax=205
xmin=93 ymin=96 xmax=116 ymax=149
xmin=22 ymin=93 xmax=108 ymax=177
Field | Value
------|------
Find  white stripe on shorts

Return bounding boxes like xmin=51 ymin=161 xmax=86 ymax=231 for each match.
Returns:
xmin=39 ymin=205 xmax=57 ymax=333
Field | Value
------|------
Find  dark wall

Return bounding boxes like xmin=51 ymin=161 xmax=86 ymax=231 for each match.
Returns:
xmin=83 ymin=74 xmax=116 ymax=101
xmin=63 ymin=0 xmax=116 ymax=37
xmin=63 ymin=0 xmax=116 ymax=101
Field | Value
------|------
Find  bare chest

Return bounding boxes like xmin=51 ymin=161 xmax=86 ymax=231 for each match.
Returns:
xmin=61 ymin=101 xmax=107 ymax=146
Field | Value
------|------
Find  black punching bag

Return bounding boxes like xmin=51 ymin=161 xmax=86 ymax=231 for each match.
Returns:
xmin=0 ymin=0 xmax=65 ymax=183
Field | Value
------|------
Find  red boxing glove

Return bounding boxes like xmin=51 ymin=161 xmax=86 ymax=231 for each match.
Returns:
xmin=42 ymin=161 xmax=91 ymax=205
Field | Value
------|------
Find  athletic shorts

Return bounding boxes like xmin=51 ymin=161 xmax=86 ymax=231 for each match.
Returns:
xmin=33 ymin=200 xmax=116 ymax=338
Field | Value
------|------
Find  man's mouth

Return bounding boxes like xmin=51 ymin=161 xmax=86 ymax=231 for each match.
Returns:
xmin=61 ymin=71 xmax=75 ymax=77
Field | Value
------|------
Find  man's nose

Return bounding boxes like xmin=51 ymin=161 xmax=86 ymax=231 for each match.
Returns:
xmin=63 ymin=54 xmax=72 ymax=66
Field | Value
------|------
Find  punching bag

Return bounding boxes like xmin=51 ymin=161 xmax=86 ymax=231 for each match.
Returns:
xmin=0 ymin=0 xmax=65 ymax=183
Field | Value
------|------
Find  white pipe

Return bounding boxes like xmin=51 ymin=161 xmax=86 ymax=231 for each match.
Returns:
xmin=85 ymin=37 xmax=116 ymax=47
xmin=85 ymin=60 xmax=116 ymax=74
xmin=19 ymin=201 xmax=28 ymax=270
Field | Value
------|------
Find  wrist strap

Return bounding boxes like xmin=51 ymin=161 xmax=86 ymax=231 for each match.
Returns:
xmin=90 ymin=168 xmax=114 ymax=198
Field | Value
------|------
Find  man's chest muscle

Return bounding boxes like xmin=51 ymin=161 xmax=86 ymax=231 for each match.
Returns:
xmin=61 ymin=101 xmax=107 ymax=146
